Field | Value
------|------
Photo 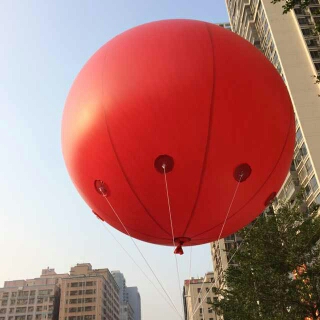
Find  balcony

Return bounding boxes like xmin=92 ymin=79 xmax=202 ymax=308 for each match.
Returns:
xmin=273 ymin=171 xmax=300 ymax=210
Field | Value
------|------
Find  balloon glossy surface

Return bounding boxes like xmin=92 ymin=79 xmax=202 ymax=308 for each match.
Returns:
xmin=62 ymin=20 xmax=295 ymax=246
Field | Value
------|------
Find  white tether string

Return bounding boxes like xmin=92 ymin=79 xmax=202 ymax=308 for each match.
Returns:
xmin=99 ymin=220 xmax=182 ymax=318
xmin=101 ymin=193 xmax=183 ymax=319
xmin=163 ymin=164 xmax=184 ymax=314
xmin=192 ymin=173 xmax=243 ymax=313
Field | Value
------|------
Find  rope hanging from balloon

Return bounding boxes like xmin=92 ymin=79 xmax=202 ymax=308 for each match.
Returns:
xmin=162 ymin=163 xmax=184 ymax=315
xmin=192 ymin=173 xmax=243 ymax=312
xmin=191 ymin=213 xmax=261 ymax=317
xmin=189 ymin=246 xmax=192 ymax=281
xmin=99 ymin=192 xmax=183 ymax=319
xmin=98 ymin=220 xmax=183 ymax=319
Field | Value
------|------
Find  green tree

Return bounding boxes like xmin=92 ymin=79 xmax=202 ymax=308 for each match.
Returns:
xmin=211 ymin=198 xmax=320 ymax=320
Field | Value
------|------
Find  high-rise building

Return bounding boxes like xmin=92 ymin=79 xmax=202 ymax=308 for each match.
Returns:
xmin=225 ymin=0 xmax=320 ymax=206
xmin=60 ymin=263 xmax=120 ymax=320
xmin=110 ymin=272 xmax=127 ymax=305
xmin=210 ymin=0 xmax=320 ymax=287
xmin=210 ymin=234 xmax=242 ymax=289
xmin=183 ymin=272 xmax=220 ymax=320
xmin=110 ymin=272 xmax=133 ymax=320
xmin=0 ymin=264 xmax=120 ymax=320
xmin=126 ymin=288 xmax=140 ymax=320
xmin=0 ymin=268 xmax=67 ymax=320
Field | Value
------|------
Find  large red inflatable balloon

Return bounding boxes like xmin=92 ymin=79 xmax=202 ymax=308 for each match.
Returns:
xmin=62 ymin=20 xmax=295 ymax=249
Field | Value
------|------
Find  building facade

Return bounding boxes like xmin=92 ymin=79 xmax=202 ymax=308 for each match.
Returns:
xmin=110 ymin=272 xmax=133 ymax=320
xmin=0 ymin=269 xmax=66 ymax=320
xmin=126 ymin=288 xmax=140 ymax=320
xmin=0 ymin=264 xmax=120 ymax=320
xmin=210 ymin=0 xmax=320 ymax=287
xmin=210 ymin=234 xmax=242 ymax=289
xmin=225 ymin=0 xmax=320 ymax=206
xmin=183 ymin=272 xmax=220 ymax=320
xmin=60 ymin=264 xmax=120 ymax=320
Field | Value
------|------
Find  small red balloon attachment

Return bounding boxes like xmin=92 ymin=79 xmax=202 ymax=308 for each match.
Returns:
xmin=94 ymin=180 xmax=109 ymax=197
xmin=154 ymin=155 xmax=174 ymax=174
xmin=233 ymin=163 xmax=252 ymax=182
xmin=174 ymin=237 xmax=191 ymax=255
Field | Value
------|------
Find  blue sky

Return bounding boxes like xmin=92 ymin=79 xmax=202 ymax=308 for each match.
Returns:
xmin=0 ymin=1 xmax=228 ymax=319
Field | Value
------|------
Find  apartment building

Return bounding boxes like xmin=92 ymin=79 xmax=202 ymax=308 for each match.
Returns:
xmin=210 ymin=0 xmax=320 ymax=287
xmin=183 ymin=272 xmax=220 ymax=320
xmin=59 ymin=264 xmax=120 ymax=320
xmin=0 ymin=264 xmax=120 ymax=320
xmin=126 ymin=288 xmax=140 ymax=320
xmin=0 ymin=269 xmax=65 ymax=320
xmin=225 ymin=0 xmax=320 ymax=206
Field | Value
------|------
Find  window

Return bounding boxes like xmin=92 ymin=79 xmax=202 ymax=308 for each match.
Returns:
xmin=16 ymin=307 xmax=27 ymax=313
xmin=296 ymin=128 xmax=303 ymax=144
xmin=27 ymin=316 xmax=32 ymax=320
xmin=38 ymin=290 xmax=52 ymax=296
xmin=198 ymin=298 xmax=201 ymax=303
xmin=197 ymin=288 xmax=201 ymax=293
xmin=36 ymin=298 xmax=43 ymax=304
xmin=28 ymin=299 xmax=34 ymax=304
xmin=70 ymin=283 xmax=78 ymax=288
xmin=86 ymin=282 xmax=95 ymax=287
xmin=28 ymin=307 xmax=34 ymax=312
xmin=305 ymin=159 xmax=313 ymax=175
xmin=9 ymin=300 xmax=15 ymax=306
xmin=1 ymin=301 xmax=8 ymax=307
xmin=314 ymin=192 xmax=320 ymax=205
xmin=310 ymin=51 xmax=320 ymax=59
xmin=85 ymin=290 xmax=96 ymax=295
xmin=36 ymin=307 xmax=42 ymax=312
xmin=208 ymin=308 xmax=213 ymax=313
xmin=85 ymin=306 xmax=95 ymax=312
xmin=200 ymin=308 xmax=203 ymax=314
xmin=17 ymin=299 xmax=27 ymax=306
xmin=302 ymin=28 xmax=312 ymax=36
xmin=207 ymin=297 xmax=211 ymax=303
xmin=29 ymin=292 xmax=35 ymax=297
xmin=305 ymin=184 xmax=312 ymax=197
xmin=310 ymin=175 xmax=319 ymax=192
xmin=2 ymin=294 xmax=9 ymax=298
xmin=9 ymin=308 xmax=14 ymax=313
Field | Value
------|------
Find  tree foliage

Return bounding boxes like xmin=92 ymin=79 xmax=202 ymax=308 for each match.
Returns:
xmin=211 ymin=198 xmax=320 ymax=320
xmin=271 ymin=0 xmax=317 ymax=14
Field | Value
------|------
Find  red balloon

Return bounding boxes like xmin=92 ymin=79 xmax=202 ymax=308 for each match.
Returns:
xmin=62 ymin=20 xmax=295 ymax=248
